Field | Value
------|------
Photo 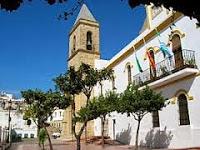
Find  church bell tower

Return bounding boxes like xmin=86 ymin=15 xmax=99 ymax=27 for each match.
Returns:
xmin=68 ymin=4 xmax=100 ymax=68
xmin=61 ymin=4 xmax=100 ymax=139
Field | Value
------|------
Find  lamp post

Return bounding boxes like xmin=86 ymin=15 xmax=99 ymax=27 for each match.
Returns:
xmin=7 ymin=99 xmax=12 ymax=144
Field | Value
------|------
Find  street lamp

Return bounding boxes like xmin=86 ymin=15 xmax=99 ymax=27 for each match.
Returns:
xmin=7 ymin=99 xmax=12 ymax=144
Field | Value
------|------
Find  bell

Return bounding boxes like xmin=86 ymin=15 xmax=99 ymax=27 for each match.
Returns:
xmin=87 ymin=40 xmax=91 ymax=45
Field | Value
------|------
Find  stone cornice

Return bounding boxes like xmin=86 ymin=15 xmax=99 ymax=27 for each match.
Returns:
xmin=68 ymin=49 xmax=100 ymax=61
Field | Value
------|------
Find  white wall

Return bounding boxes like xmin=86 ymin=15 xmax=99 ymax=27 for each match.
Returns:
xmin=94 ymin=12 xmax=200 ymax=149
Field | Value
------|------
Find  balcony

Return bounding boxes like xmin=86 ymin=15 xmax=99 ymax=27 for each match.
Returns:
xmin=133 ymin=49 xmax=198 ymax=88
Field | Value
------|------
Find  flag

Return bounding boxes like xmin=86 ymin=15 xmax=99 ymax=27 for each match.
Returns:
xmin=146 ymin=50 xmax=156 ymax=70
xmin=135 ymin=54 xmax=143 ymax=72
xmin=159 ymin=42 xmax=172 ymax=58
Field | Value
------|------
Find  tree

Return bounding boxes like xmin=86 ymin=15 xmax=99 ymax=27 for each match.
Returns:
xmin=76 ymin=91 xmax=118 ymax=147
xmin=95 ymin=91 xmax=119 ymax=147
xmin=128 ymin=0 xmax=200 ymax=25
xmin=38 ymin=128 xmax=47 ymax=150
xmin=54 ymin=63 xmax=113 ymax=150
xmin=118 ymin=84 xmax=166 ymax=150
xmin=21 ymin=89 xmax=71 ymax=150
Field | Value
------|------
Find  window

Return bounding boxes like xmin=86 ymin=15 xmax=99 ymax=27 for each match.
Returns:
xmin=30 ymin=134 xmax=34 ymax=138
xmin=55 ymin=112 xmax=57 ymax=117
xmin=127 ymin=65 xmax=132 ymax=84
xmin=27 ymin=119 xmax=31 ymax=126
xmin=24 ymin=133 xmax=28 ymax=138
xmin=152 ymin=111 xmax=160 ymax=127
xmin=60 ymin=112 xmax=62 ymax=117
xmin=178 ymin=94 xmax=190 ymax=125
xmin=171 ymin=34 xmax=183 ymax=69
xmin=17 ymin=134 xmax=22 ymax=138
xmin=73 ymin=36 xmax=76 ymax=52
xmin=86 ymin=31 xmax=92 ymax=50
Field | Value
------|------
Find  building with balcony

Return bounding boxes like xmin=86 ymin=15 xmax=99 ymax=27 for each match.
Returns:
xmin=93 ymin=5 xmax=200 ymax=149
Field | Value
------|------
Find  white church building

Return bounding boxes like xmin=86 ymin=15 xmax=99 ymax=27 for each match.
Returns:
xmin=93 ymin=5 xmax=200 ymax=149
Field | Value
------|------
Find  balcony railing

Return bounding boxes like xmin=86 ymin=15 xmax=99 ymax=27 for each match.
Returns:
xmin=133 ymin=49 xmax=197 ymax=86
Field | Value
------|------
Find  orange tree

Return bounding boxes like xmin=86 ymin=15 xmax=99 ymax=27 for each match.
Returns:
xmin=117 ymin=84 xmax=166 ymax=150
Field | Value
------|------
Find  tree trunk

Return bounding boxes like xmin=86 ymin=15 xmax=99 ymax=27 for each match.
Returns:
xmin=84 ymin=95 xmax=90 ymax=142
xmin=76 ymin=135 xmax=81 ymax=150
xmin=37 ymin=126 xmax=41 ymax=147
xmin=100 ymin=82 xmax=103 ymax=96
xmin=135 ymin=119 xmax=141 ymax=150
xmin=71 ymin=96 xmax=76 ymax=137
xmin=85 ymin=122 xmax=87 ymax=143
xmin=101 ymin=115 xmax=105 ymax=147
xmin=42 ymin=143 xmax=45 ymax=150
xmin=44 ymin=126 xmax=53 ymax=150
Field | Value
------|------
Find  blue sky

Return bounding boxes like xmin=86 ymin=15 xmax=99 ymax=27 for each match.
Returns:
xmin=0 ymin=0 xmax=145 ymax=97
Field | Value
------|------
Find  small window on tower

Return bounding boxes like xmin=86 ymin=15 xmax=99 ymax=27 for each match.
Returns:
xmin=86 ymin=31 xmax=92 ymax=50
xmin=73 ymin=36 xmax=76 ymax=52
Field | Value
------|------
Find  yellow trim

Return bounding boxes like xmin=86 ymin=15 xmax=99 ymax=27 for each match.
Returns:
xmin=107 ymin=12 xmax=183 ymax=69
xmin=174 ymin=89 xmax=189 ymax=99
xmin=146 ymin=5 xmax=152 ymax=29
xmin=168 ymin=29 xmax=185 ymax=41
xmin=172 ymin=89 xmax=195 ymax=103
xmin=124 ymin=62 xmax=133 ymax=73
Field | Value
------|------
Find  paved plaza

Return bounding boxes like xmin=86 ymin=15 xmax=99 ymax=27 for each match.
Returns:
xmin=9 ymin=140 xmax=132 ymax=150
xmin=9 ymin=140 xmax=200 ymax=150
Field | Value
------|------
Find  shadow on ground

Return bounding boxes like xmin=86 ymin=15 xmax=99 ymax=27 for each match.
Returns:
xmin=140 ymin=126 xmax=173 ymax=149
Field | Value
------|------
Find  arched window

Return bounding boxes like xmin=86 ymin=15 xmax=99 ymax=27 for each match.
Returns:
xmin=127 ymin=65 xmax=132 ymax=84
xmin=171 ymin=34 xmax=183 ymax=69
xmin=86 ymin=31 xmax=92 ymax=50
xmin=178 ymin=94 xmax=190 ymax=125
xmin=73 ymin=36 xmax=76 ymax=52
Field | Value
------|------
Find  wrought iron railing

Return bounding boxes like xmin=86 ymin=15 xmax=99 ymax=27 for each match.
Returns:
xmin=133 ymin=49 xmax=197 ymax=86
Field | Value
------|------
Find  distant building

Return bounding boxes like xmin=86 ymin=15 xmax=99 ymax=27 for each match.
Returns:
xmin=47 ymin=109 xmax=64 ymax=132
xmin=0 ymin=92 xmax=37 ymax=138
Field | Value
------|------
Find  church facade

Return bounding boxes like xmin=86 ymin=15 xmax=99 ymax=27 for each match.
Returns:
xmin=94 ymin=5 xmax=200 ymax=149
xmin=63 ymin=4 xmax=200 ymax=149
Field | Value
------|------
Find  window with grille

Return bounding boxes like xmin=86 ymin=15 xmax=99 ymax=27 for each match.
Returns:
xmin=152 ymin=111 xmax=160 ymax=127
xmin=178 ymin=94 xmax=190 ymax=125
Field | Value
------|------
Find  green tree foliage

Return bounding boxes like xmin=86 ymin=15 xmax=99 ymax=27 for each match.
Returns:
xmin=118 ymin=84 xmax=166 ymax=150
xmin=21 ymin=89 xmax=71 ymax=150
xmin=77 ymin=91 xmax=119 ymax=146
xmin=54 ymin=63 xmax=113 ymax=150
xmin=39 ymin=128 xmax=47 ymax=150
xmin=0 ymin=0 xmax=84 ymax=20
